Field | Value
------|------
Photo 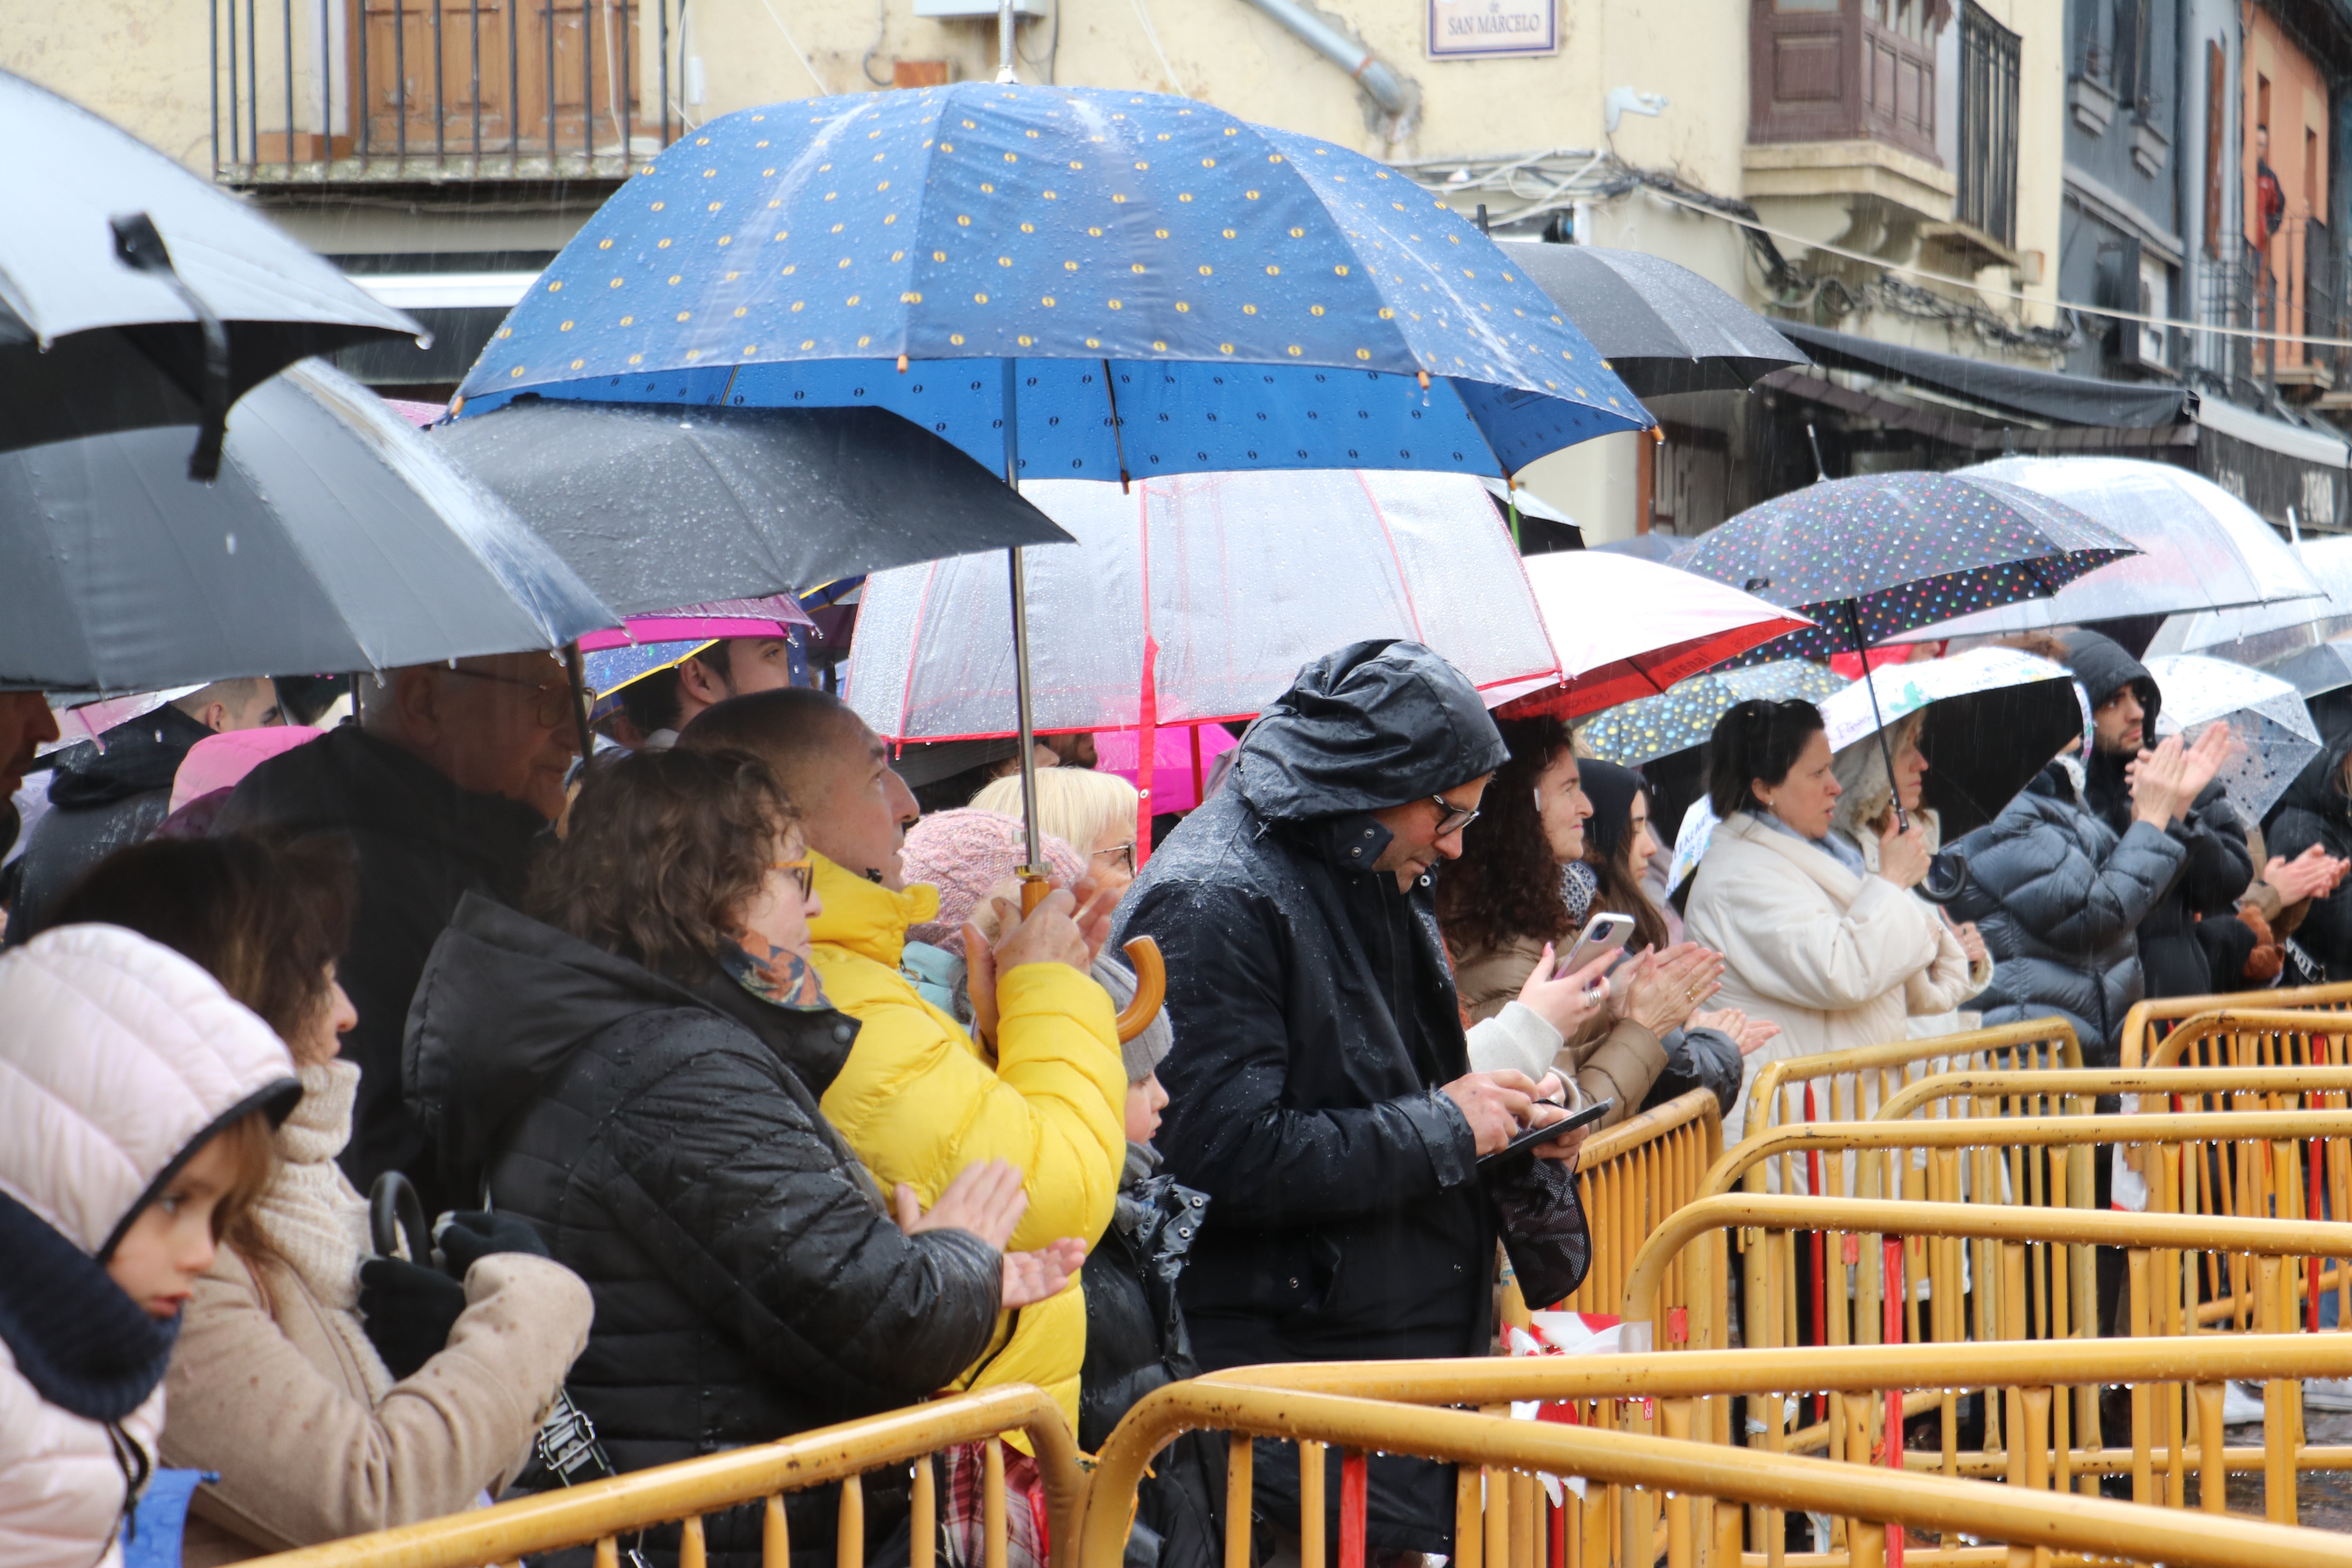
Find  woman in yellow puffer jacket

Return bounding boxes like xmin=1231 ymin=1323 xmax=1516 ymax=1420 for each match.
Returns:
xmin=804 ymin=853 xmax=1127 ymax=1435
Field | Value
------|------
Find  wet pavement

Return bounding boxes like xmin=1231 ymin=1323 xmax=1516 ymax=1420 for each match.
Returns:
xmin=2223 ymin=1403 xmax=2352 ymax=1528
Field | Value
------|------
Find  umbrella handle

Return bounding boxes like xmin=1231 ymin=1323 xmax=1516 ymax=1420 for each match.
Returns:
xmin=1115 ymin=936 xmax=1167 ymax=1045
xmin=1020 ymin=873 xmax=1165 ymax=1041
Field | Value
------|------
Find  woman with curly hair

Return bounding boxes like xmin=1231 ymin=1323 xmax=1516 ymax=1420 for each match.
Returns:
xmin=1437 ymin=717 xmax=1730 ymax=1128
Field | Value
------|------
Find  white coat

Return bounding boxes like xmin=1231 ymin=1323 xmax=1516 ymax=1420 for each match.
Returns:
xmin=1684 ymin=811 xmax=1980 ymax=1142
xmin=0 ymin=925 xmax=297 ymax=1568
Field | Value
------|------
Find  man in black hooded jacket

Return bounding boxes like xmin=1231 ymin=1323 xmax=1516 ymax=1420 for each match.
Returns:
xmin=2060 ymin=631 xmax=2254 ymax=1004
xmin=1112 ymin=640 xmax=1591 ymax=1559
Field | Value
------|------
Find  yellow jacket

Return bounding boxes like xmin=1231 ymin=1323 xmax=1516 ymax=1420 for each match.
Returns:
xmin=807 ymin=854 xmax=1126 ymax=1437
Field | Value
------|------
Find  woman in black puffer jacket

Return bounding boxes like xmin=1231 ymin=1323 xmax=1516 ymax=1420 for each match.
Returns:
xmin=1944 ymin=755 xmax=2188 ymax=1065
xmin=405 ymin=748 xmax=1082 ymax=1568
xmin=2265 ymin=737 xmax=2352 ymax=979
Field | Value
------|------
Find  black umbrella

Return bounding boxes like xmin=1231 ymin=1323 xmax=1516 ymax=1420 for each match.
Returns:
xmin=1678 ymin=470 xmax=2135 ymax=833
xmin=0 ymin=70 xmax=422 ymax=474
xmin=1508 ymin=245 xmax=1806 ymax=397
xmin=0 ymin=361 xmax=616 ymax=693
xmin=428 ymin=401 xmax=1075 ymax=617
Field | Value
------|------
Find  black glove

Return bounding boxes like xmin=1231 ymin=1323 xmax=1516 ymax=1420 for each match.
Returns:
xmin=358 ymin=1256 xmax=466 ymax=1379
xmin=434 ymin=1210 xmax=550 ymax=1278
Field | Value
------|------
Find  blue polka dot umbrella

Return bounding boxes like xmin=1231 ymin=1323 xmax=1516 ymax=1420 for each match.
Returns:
xmin=455 ymin=81 xmax=1651 ymax=869
xmin=1677 ymin=470 xmax=2138 ymax=827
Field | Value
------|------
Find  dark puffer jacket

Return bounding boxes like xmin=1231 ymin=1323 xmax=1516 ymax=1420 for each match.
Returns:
xmin=1112 ymin=640 xmax=1590 ymax=1554
xmin=2062 ymin=631 xmax=2254 ymax=1003
xmin=405 ymin=895 xmax=1003 ymax=1567
xmin=2264 ymin=737 xmax=2352 ymax=980
xmin=1945 ymin=760 xmax=2188 ymax=1064
xmin=218 ymin=726 xmax=548 ymax=1213
xmin=7 ymin=704 xmax=214 ymax=944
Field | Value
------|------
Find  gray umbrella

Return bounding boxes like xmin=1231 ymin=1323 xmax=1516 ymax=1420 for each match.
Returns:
xmin=428 ymin=401 xmax=1075 ymax=616
xmin=0 ymin=361 xmax=616 ymax=691
xmin=1505 ymin=244 xmax=1806 ymax=397
xmin=0 ymin=71 xmax=423 ymax=471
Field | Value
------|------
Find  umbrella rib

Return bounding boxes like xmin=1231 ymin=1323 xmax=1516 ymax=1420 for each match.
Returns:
xmin=1352 ymin=469 xmax=1427 ymax=647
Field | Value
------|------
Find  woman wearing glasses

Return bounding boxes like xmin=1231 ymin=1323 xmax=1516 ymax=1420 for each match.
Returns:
xmin=1683 ymin=700 xmax=1980 ymax=1142
xmin=403 ymin=748 xmax=1087 ymax=1565
xmin=971 ymin=766 xmax=1143 ymax=898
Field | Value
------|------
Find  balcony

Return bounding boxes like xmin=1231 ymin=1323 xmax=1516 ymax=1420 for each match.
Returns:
xmin=211 ymin=0 xmax=681 ymax=186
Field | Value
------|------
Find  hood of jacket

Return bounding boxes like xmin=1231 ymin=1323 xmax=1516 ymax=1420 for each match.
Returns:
xmin=0 ymin=924 xmax=298 ymax=1260
xmin=409 ymin=891 xmax=862 ymax=1189
xmin=2061 ymin=630 xmax=2159 ymax=731
xmin=1230 ymin=641 xmax=1506 ymax=823
xmin=808 ymin=851 xmax=940 ymax=969
xmin=47 ymin=706 xmax=215 ymax=811
xmin=2271 ymin=733 xmax=2352 ymax=832
xmin=221 ymin=723 xmax=550 ymax=870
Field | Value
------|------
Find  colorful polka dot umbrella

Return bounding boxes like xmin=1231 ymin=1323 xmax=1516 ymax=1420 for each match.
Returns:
xmin=452 ymin=83 xmax=1651 ymax=479
xmin=453 ymin=81 xmax=1653 ymax=868
xmin=1579 ymin=659 xmax=1847 ymax=766
xmin=1677 ymin=469 xmax=2136 ymax=829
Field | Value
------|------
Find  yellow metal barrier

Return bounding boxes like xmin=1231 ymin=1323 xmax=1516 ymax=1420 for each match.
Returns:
xmin=1739 ymin=1019 xmax=2081 ymax=1152
xmin=2143 ymin=1007 xmax=2352 ymax=1070
xmin=1869 ymin=1065 xmax=2352 ymax=1122
xmin=1625 ymin=1193 xmax=2352 ymax=1526
xmin=238 ymin=1385 xmax=1084 ymax=1568
xmin=1541 ymin=1088 xmax=1721 ymax=1322
xmin=2118 ymin=982 xmax=2352 ymax=1069
xmin=1083 ymin=1377 xmax=2352 ymax=1568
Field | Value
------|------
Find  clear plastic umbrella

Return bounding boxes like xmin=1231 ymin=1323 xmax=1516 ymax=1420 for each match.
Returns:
xmin=1902 ymin=457 xmax=2320 ymax=639
xmin=2171 ymin=535 xmax=2352 ymax=665
xmin=2142 ymin=653 xmax=2321 ymax=823
xmin=844 ymin=469 xmax=1560 ymax=853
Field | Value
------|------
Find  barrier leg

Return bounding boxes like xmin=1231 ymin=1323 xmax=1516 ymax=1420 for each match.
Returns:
xmin=2128 ymin=1250 xmax=2154 ymax=1506
xmin=908 ymin=1462 xmax=929 ymax=1568
xmin=2194 ymin=1383 xmax=2226 ymax=1514
xmin=1301 ymin=1442 xmax=1327 ymax=1568
xmin=1662 ymin=1399 xmax=1693 ymax=1568
xmin=1233 ymin=1437 xmax=1258 ymax=1568
xmin=682 ymin=1515 xmax=707 ymax=1568
xmin=768 ymin=1494 xmax=793 ymax=1568
xmin=1452 ymin=1454 xmax=1479 ymax=1568
xmin=1339 ymin=1451 xmax=1367 ymax=1568
xmin=980 ymin=1444 xmax=1000 ymax=1568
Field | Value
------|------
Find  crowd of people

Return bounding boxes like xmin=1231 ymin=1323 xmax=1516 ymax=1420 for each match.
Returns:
xmin=5 ymin=616 xmax=2351 ymax=1568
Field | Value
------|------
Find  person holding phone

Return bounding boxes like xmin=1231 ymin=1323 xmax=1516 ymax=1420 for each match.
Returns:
xmin=1439 ymin=720 xmax=1746 ymax=1126
xmin=1685 ymin=701 xmax=1986 ymax=1141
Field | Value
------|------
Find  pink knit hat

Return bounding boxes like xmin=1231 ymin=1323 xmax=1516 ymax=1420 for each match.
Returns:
xmin=904 ymin=809 xmax=1087 ymax=957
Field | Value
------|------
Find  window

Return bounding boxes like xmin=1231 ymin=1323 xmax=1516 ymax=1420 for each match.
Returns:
xmin=1958 ymin=1 xmax=2021 ymax=245
xmin=1749 ymin=0 xmax=1942 ymax=160
xmin=2114 ymin=0 xmax=2154 ymax=112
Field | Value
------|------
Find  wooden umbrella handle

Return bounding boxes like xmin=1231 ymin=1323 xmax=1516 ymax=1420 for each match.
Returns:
xmin=1115 ymin=936 xmax=1166 ymax=1045
xmin=1017 ymin=873 xmax=1164 ymax=1042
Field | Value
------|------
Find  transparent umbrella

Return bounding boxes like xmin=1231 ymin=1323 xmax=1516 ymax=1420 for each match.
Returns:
xmin=2142 ymin=653 xmax=2321 ymax=823
xmin=844 ymin=468 xmax=1560 ymax=855
xmin=1903 ymin=457 xmax=2320 ymax=639
xmin=2170 ymin=535 xmax=2352 ymax=666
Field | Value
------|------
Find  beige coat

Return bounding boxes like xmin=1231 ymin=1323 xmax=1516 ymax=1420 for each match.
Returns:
xmin=161 ymin=1246 xmax=592 ymax=1566
xmin=1451 ymin=934 xmax=1665 ymax=1127
xmin=1684 ymin=811 xmax=1979 ymax=1141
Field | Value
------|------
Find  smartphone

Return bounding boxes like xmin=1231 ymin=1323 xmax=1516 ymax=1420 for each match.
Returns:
xmin=1477 ymin=1097 xmax=1614 ymax=1167
xmin=1555 ymin=911 xmax=1636 ymax=977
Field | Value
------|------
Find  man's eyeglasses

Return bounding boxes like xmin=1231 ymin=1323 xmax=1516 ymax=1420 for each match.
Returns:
xmin=1428 ymin=794 xmax=1481 ymax=836
xmin=769 ymin=857 xmax=815 ymax=898
xmin=1092 ymin=841 xmax=1137 ymax=876
xmin=443 ymin=666 xmax=584 ymax=729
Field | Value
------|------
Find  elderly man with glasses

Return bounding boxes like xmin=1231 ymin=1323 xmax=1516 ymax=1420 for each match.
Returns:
xmin=217 ymin=652 xmax=580 ymax=1211
xmin=1112 ymin=640 xmax=1592 ymax=1566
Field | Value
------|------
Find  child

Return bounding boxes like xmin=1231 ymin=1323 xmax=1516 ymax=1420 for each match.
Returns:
xmin=1077 ymin=1010 xmax=1225 ymax=1568
xmin=0 ymin=924 xmax=298 ymax=1568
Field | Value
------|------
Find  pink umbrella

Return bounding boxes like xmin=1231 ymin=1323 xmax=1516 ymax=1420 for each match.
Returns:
xmin=575 ymin=594 xmax=815 ymax=653
xmin=1092 ymin=724 xmax=1240 ymax=816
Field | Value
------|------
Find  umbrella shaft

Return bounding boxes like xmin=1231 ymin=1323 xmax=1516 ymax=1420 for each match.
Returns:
xmin=1842 ymin=599 xmax=1909 ymax=834
xmin=1010 ymin=544 xmax=1043 ymax=874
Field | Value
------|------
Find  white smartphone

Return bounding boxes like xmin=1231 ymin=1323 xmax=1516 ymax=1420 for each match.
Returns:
xmin=1555 ymin=911 xmax=1636 ymax=978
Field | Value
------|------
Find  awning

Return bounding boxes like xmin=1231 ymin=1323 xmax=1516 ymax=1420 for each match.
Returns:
xmin=1777 ymin=321 xmax=2192 ymax=429
xmin=2193 ymin=394 xmax=2350 ymax=467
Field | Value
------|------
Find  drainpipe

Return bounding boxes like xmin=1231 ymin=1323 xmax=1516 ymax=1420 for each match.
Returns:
xmin=1239 ymin=0 xmax=1421 ymax=140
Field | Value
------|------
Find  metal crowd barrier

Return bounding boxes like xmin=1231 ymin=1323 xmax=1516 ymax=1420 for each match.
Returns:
xmin=237 ymin=1385 xmax=1084 ymax=1568
xmin=1509 ymin=1088 xmax=1720 ymax=1325
xmin=1093 ymin=1361 xmax=2352 ymax=1568
xmin=2117 ymin=983 xmax=2352 ymax=1070
xmin=1622 ymin=1194 xmax=2352 ymax=1530
xmin=1738 ymin=1019 xmax=2082 ymax=1156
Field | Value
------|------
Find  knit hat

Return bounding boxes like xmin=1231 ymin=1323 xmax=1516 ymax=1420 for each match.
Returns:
xmin=1093 ymin=953 xmax=1174 ymax=1082
xmin=903 ymin=808 xmax=1089 ymax=957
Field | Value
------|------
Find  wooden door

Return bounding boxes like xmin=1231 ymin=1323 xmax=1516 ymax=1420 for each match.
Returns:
xmin=359 ymin=0 xmax=638 ymax=160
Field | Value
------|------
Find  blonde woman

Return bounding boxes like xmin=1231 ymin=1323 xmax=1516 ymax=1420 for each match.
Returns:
xmin=1828 ymin=713 xmax=1995 ymax=1039
xmin=971 ymin=766 xmax=1144 ymax=896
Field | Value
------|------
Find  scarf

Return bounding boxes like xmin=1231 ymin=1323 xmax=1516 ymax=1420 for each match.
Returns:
xmin=1561 ymin=859 xmax=1600 ymax=927
xmin=245 ymin=1059 xmax=392 ymax=1399
xmin=1748 ymin=805 xmax=1867 ymax=878
xmin=721 ymin=936 xmax=832 ymax=1011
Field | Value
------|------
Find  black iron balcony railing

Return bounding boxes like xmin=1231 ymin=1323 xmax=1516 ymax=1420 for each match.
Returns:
xmin=211 ymin=0 xmax=681 ymax=184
